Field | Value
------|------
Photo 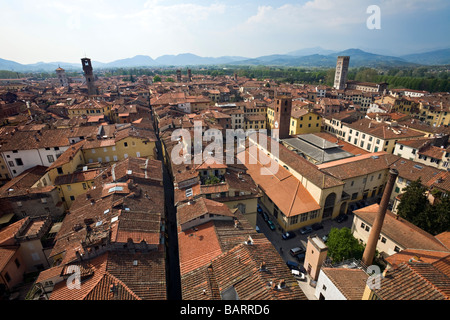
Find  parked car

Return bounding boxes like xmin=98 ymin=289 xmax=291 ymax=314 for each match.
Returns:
xmin=300 ymin=226 xmax=313 ymax=234
xmin=289 ymin=246 xmax=305 ymax=257
xmin=322 ymin=234 xmax=329 ymax=243
xmin=286 ymin=260 xmax=300 ymax=271
xmin=291 ymin=269 xmax=306 ymax=281
xmin=266 ymin=219 xmax=276 ymax=231
xmin=336 ymin=214 xmax=348 ymax=223
xmin=311 ymin=223 xmax=324 ymax=231
xmin=282 ymin=232 xmax=296 ymax=240
xmin=295 ymin=252 xmax=306 ymax=262
xmin=257 ymin=204 xmax=263 ymax=214
xmin=262 ymin=212 xmax=269 ymax=222
xmin=256 ymin=225 xmax=261 ymax=233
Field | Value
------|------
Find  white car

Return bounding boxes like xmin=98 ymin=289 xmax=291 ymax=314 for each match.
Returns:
xmin=291 ymin=269 xmax=306 ymax=281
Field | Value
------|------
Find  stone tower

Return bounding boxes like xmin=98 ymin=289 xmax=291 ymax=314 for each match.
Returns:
xmin=55 ymin=66 xmax=69 ymax=87
xmin=81 ymin=57 xmax=98 ymax=96
xmin=272 ymin=95 xmax=292 ymax=140
xmin=333 ymin=56 xmax=350 ymax=90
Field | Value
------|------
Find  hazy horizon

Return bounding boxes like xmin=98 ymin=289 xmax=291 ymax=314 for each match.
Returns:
xmin=2 ymin=0 xmax=450 ymax=65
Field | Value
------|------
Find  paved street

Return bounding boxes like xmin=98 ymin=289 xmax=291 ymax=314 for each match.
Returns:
xmin=256 ymin=201 xmax=354 ymax=300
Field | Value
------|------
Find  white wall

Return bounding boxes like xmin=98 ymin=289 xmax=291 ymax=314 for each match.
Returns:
xmin=315 ymin=269 xmax=347 ymax=300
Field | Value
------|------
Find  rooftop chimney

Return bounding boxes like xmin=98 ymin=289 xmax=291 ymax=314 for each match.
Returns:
xmin=362 ymin=168 xmax=398 ymax=266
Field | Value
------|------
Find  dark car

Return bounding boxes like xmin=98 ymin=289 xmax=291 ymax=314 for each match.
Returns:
xmin=300 ymin=226 xmax=313 ymax=235
xmin=266 ymin=219 xmax=276 ymax=231
xmin=336 ymin=214 xmax=349 ymax=223
xmin=262 ymin=211 xmax=269 ymax=222
xmin=257 ymin=204 xmax=263 ymax=214
xmin=295 ymin=252 xmax=306 ymax=262
xmin=311 ymin=223 xmax=324 ymax=231
xmin=286 ymin=260 xmax=299 ymax=271
xmin=289 ymin=246 xmax=305 ymax=257
xmin=282 ymin=232 xmax=296 ymax=240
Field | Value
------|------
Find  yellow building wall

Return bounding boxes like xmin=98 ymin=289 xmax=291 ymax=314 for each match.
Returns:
xmin=58 ymin=180 xmax=94 ymax=209
xmin=289 ymin=113 xmax=322 ymax=135
xmin=47 ymin=150 xmax=86 ymax=185
xmin=83 ymin=137 xmax=156 ymax=164
xmin=68 ymin=105 xmax=112 ymax=119
xmin=223 ymin=197 xmax=258 ymax=228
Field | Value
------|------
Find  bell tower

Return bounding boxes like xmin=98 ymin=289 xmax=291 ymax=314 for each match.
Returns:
xmin=81 ymin=57 xmax=98 ymax=96
xmin=272 ymin=95 xmax=292 ymax=140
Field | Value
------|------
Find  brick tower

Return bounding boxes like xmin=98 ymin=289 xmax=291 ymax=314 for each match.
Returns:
xmin=81 ymin=57 xmax=98 ymax=96
xmin=272 ymin=95 xmax=292 ymax=140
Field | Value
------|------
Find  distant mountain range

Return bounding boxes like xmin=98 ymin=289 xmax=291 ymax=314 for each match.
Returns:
xmin=1 ymin=47 xmax=449 ymax=73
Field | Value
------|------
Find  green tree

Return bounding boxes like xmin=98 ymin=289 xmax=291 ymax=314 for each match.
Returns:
xmin=397 ymin=178 xmax=429 ymax=224
xmin=422 ymin=193 xmax=450 ymax=235
xmin=205 ymin=175 xmax=220 ymax=185
xmin=326 ymin=227 xmax=365 ymax=262
xmin=153 ymin=75 xmax=162 ymax=82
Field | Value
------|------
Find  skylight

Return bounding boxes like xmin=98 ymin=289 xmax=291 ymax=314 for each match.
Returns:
xmin=108 ymin=186 xmax=124 ymax=193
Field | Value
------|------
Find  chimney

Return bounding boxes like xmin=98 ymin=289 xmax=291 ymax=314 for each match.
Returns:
xmin=362 ymin=168 xmax=398 ymax=266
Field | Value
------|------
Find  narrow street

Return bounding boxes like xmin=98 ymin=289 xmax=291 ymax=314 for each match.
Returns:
xmin=156 ymin=138 xmax=181 ymax=300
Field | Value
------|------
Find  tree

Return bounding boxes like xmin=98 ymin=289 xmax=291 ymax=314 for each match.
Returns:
xmin=397 ymin=178 xmax=429 ymax=225
xmin=326 ymin=227 xmax=365 ymax=262
xmin=422 ymin=193 xmax=450 ymax=235
xmin=153 ymin=75 xmax=161 ymax=83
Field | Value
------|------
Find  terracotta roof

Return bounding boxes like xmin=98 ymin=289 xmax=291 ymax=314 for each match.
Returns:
xmin=318 ymin=152 xmax=398 ymax=180
xmin=49 ymin=251 xmax=166 ymax=300
xmin=347 ymin=118 xmax=424 ymax=140
xmin=373 ymin=261 xmax=450 ymax=300
xmin=178 ymin=221 xmax=223 ymax=276
xmin=177 ymin=198 xmax=235 ymax=226
xmin=320 ymin=267 xmax=369 ymax=300
xmin=0 ymin=165 xmax=48 ymax=194
xmin=0 ymin=128 xmax=72 ymax=152
xmin=0 ymin=217 xmax=29 ymax=246
xmin=385 ymin=249 xmax=450 ymax=266
xmin=436 ymin=232 xmax=450 ymax=251
xmin=389 ymin=157 xmax=445 ymax=187
xmin=238 ymin=148 xmax=320 ymax=217
xmin=354 ymin=204 xmax=448 ymax=252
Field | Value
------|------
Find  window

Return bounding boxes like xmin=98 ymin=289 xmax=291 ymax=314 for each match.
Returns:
xmin=15 ymin=258 xmax=20 ymax=268
xmin=322 ymin=285 xmax=327 ymax=291
xmin=70 ymin=196 xmax=75 ymax=201
xmin=365 ymin=226 xmax=370 ymax=232
xmin=4 ymin=272 xmax=11 ymax=282
xmin=300 ymin=212 xmax=308 ymax=222
xmin=381 ymin=237 xmax=387 ymax=244
xmin=47 ymin=155 xmax=55 ymax=163
xmin=124 ymin=142 xmax=128 ymax=147
xmin=15 ymin=158 xmax=24 ymax=166
xmin=8 ymin=161 xmax=14 ymax=167
xmin=394 ymin=246 xmax=401 ymax=253
xmin=57 ymin=167 xmax=63 ymax=174
xmin=67 ymin=185 xmax=71 ymax=191
xmin=361 ymin=222 xmax=365 ymax=228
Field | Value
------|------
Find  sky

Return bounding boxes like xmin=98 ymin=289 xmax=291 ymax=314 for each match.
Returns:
xmin=1 ymin=0 xmax=450 ymax=64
